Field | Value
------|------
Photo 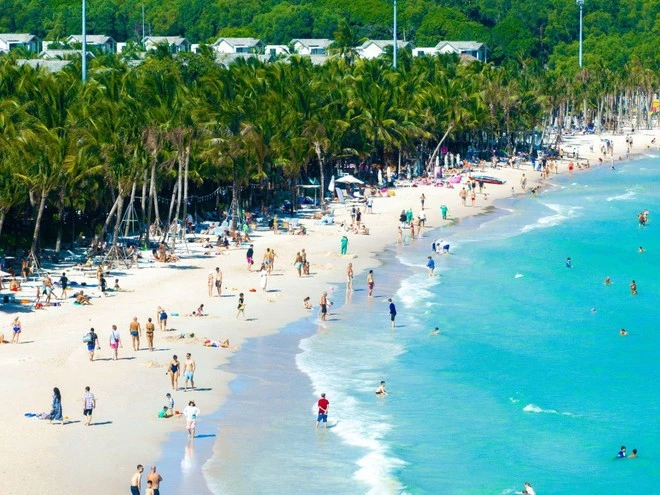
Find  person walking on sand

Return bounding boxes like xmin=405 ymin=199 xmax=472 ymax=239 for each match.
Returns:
xmin=320 ymin=292 xmax=328 ymax=321
xmin=340 ymin=235 xmax=349 ymax=255
xmin=396 ymin=226 xmax=404 ymax=245
xmin=157 ymin=307 xmax=167 ymax=331
xmin=129 ymin=316 xmax=142 ymax=351
xmin=440 ymin=204 xmax=448 ymax=220
xmin=316 ymin=393 xmax=330 ymax=429
xmin=246 ymin=244 xmax=254 ymax=271
xmin=520 ymin=173 xmax=527 ymax=191
xmin=236 ymin=293 xmax=246 ymax=319
xmin=10 ymin=316 xmax=21 ymax=344
xmin=183 ymin=400 xmax=200 ymax=437
xmin=183 ymin=353 xmax=196 ymax=391
xmin=145 ymin=318 xmax=155 ymax=351
xmin=207 ymin=271 xmax=214 ymax=297
xmin=388 ymin=298 xmax=397 ymax=329
xmin=82 ymin=386 xmax=96 ymax=426
xmin=367 ymin=270 xmax=375 ymax=297
xmin=168 ymin=355 xmax=180 ymax=391
xmin=109 ymin=325 xmax=122 ymax=360
xmin=420 ymin=193 xmax=426 ymax=209
xmin=59 ymin=272 xmax=69 ymax=299
xmin=346 ymin=263 xmax=354 ymax=292
xmin=85 ymin=327 xmax=99 ymax=361
xmin=459 ymin=187 xmax=467 ymax=206
xmin=259 ymin=263 xmax=268 ymax=292
xmin=294 ymin=252 xmax=303 ymax=277
xmin=214 ymin=267 xmax=223 ymax=297
xmin=47 ymin=387 xmax=64 ymax=425
xmin=130 ymin=465 xmax=144 ymax=495
xmin=146 ymin=466 xmax=163 ymax=495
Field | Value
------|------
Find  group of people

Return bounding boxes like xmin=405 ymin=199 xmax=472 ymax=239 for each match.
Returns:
xmin=38 ymin=386 xmax=96 ymax=427
xmin=130 ymin=465 xmax=164 ymax=495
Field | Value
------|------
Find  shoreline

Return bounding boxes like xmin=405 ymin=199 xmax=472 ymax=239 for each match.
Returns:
xmin=0 ymin=128 xmax=658 ymax=493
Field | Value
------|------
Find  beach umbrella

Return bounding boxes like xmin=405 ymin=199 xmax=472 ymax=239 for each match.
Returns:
xmin=328 ymin=175 xmax=335 ymax=192
xmin=336 ymin=174 xmax=364 ymax=185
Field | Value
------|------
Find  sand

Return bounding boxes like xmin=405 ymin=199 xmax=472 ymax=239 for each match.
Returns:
xmin=0 ymin=128 xmax=657 ymax=494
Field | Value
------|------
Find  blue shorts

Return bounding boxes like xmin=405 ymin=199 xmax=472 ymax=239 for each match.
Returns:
xmin=317 ymin=413 xmax=328 ymax=423
xmin=185 ymin=370 xmax=194 ymax=380
xmin=130 ymin=486 xmax=140 ymax=495
xmin=87 ymin=343 xmax=95 ymax=351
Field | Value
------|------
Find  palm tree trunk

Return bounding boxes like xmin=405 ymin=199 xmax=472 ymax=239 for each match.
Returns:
xmin=112 ymin=190 xmax=125 ymax=249
xmin=30 ymin=187 xmax=48 ymax=255
xmin=141 ymin=170 xmax=147 ymax=230
xmin=426 ymin=125 xmax=454 ymax=172
xmin=182 ymin=146 xmax=190 ymax=228
xmin=314 ymin=143 xmax=325 ymax=207
xmin=101 ymin=195 xmax=121 ymax=238
xmin=124 ymin=180 xmax=137 ymax=237
xmin=231 ymin=163 xmax=239 ymax=232
xmin=167 ymin=181 xmax=179 ymax=228
xmin=173 ymin=151 xmax=184 ymax=225
xmin=55 ymin=189 xmax=65 ymax=253
xmin=0 ymin=209 xmax=6 ymax=238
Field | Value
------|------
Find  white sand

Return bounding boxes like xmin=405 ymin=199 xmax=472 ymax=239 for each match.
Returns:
xmin=0 ymin=128 xmax=657 ymax=493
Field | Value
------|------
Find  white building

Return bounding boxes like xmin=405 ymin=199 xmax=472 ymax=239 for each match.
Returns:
xmin=0 ymin=33 xmax=40 ymax=54
xmin=212 ymin=37 xmax=264 ymax=54
xmin=67 ymin=35 xmax=117 ymax=54
xmin=265 ymin=45 xmax=289 ymax=57
xmin=291 ymin=39 xmax=333 ymax=56
xmin=356 ymin=40 xmax=413 ymax=59
xmin=143 ymin=36 xmax=191 ymax=54
xmin=435 ymin=41 xmax=488 ymax=62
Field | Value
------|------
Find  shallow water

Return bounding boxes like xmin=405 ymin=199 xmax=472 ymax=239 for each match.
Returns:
xmin=204 ymin=158 xmax=660 ymax=494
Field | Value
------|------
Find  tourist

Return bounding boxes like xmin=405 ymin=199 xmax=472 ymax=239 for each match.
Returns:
xmin=207 ymin=271 xmax=214 ymax=297
xmin=520 ymin=173 xmax=527 ymax=190
xmin=367 ymin=270 xmax=375 ymax=297
xmin=259 ymin=263 xmax=268 ymax=292
xmin=47 ymin=387 xmax=63 ymax=425
xmin=376 ymin=381 xmax=388 ymax=396
xmin=440 ymin=204 xmax=448 ymax=220
xmin=10 ymin=316 xmax=21 ymax=344
xmin=522 ymin=481 xmax=536 ymax=495
xmin=620 ymin=328 xmax=628 ymax=336
xmin=320 ymin=292 xmax=328 ymax=321
xmin=109 ymin=325 xmax=122 ymax=360
xmin=629 ymin=448 xmax=638 ymax=458
xmin=236 ymin=293 xmax=246 ymax=319
xmin=617 ymin=446 xmax=626 ymax=458
xmin=340 ymin=235 xmax=348 ymax=255
xmin=427 ymin=256 xmax=435 ymax=276
xmin=157 ymin=307 xmax=168 ymax=331
xmin=316 ymin=393 xmax=329 ymax=429
xmin=129 ymin=317 xmax=142 ymax=351
xmin=183 ymin=353 xmax=196 ymax=391
xmin=430 ymin=327 xmax=440 ymax=335
xmin=130 ymin=465 xmax=144 ymax=495
xmin=303 ymin=297 xmax=312 ymax=309
xmin=566 ymin=257 xmax=572 ymax=268
xmin=83 ymin=386 xmax=96 ymax=426
xmin=346 ymin=263 xmax=354 ymax=292
xmin=84 ymin=327 xmax=99 ymax=361
xmin=294 ymin=252 xmax=303 ymax=277
xmin=459 ymin=187 xmax=467 ymax=206
xmin=214 ymin=267 xmax=223 ymax=297
xmin=604 ymin=277 xmax=611 ymax=285
xmin=145 ymin=480 xmax=154 ymax=495
xmin=420 ymin=193 xmax=426 ymax=209
xmin=630 ymin=280 xmax=637 ymax=295
xmin=146 ymin=466 xmax=163 ymax=495
xmin=59 ymin=272 xmax=69 ymax=299
xmin=183 ymin=400 xmax=200 ymax=437
xmin=168 ymin=355 xmax=180 ymax=391
xmin=166 ymin=392 xmax=174 ymax=410
xmin=246 ymin=244 xmax=254 ymax=271
xmin=638 ymin=246 xmax=645 ymax=253
xmin=396 ymin=226 xmax=404 ymax=245
xmin=388 ymin=298 xmax=397 ymax=328
xmin=145 ymin=318 xmax=155 ymax=352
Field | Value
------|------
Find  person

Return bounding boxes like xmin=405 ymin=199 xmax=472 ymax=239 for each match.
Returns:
xmin=9 ymin=276 xmax=20 ymax=291
xmin=183 ymin=400 xmax=200 ymax=437
xmin=194 ymin=304 xmax=205 ymax=316
xmin=630 ymin=280 xmax=637 ymax=295
xmin=388 ymin=298 xmax=397 ymax=329
xmin=522 ymin=481 xmax=536 ymax=495
xmin=346 ymin=263 xmax=354 ymax=292
xmin=145 ymin=318 xmax=155 ymax=352
xmin=158 ymin=307 xmax=168 ymax=331
xmin=109 ymin=325 xmax=122 ymax=360
xmin=83 ymin=386 xmax=96 ymax=426
xmin=10 ymin=316 xmax=21 ymax=344
xmin=430 ymin=327 xmax=440 ymax=335
xmin=375 ymin=381 xmax=388 ymax=396
xmin=59 ymin=272 xmax=69 ymax=299
xmin=316 ymin=393 xmax=329 ymax=429
xmin=145 ymin=480 xmax=154 ymax=495
xmin=99 ymin=275 xmax=107 ymax=295
xmin=566 ymin=257 xmax=572 ymax=268
xmin=420 ymin=193 xmax=426 ymax=209
xmin=129 ymin=317 xmax=142 ymax=352
xmin=146 ymin=466 xmax=163 ymax=495
xmin=620 ymin=328 xmax=628 ymax=336
xmin=168 ymin=355 xmax=180 ymax=391
xmin=259 ymin=263 xmax=268 ymax=292
xmin=459 ymin=187 xmax=467 ymax=206
xmin=47 ymin=387 xmax=63 ymax=425
xmin=166 ymin=392 xmax=174 ymax=410
xmin=604 ymin=277 xmax=612 ymax=285
xmin=303 ymin=297 xmax=312 ymax=309
xmin=246 ymin=244 xmax=254 ymax=271
xmin=85 ymin=327 xmax=100 ymax=361
xmin=75 ymin=290 xmax=92 ymax=305
xmin=236 ymin=293 xmax=246 ymax=319
xmin=214 ymin=267 xmax=223 ymax=297
xmin=440 ymin=204 xmax=448 ymax=220
xmin=638 ymin=246 xmax=645 ymax=253
xmin=629 ymin=448 xmax=638 ymax=458
xmin=520 ymin=173 xmax=527 ymax=191
xmin=207 ymin=271 xmax=214 ymax=297
xmin=130 ymin=465 xmax=144 ymax=495
xmin=427 ymin=256 xmax=435 ymax=276
xmin=396 ymin=226 xmax=404 ymax=245
xmin=367 ymin=270 xmax=375 ymax=297
xmin=340 ymin=235 xmax=348 ymax=255
xmin=294 ymin=252 xmax=303 ymax=277
xmin=183 ymin=353 xmax=196 ymax=391
xmin=114 ymin=279 xmax=121 ymax=291
xmin=366 ymin=196 xmax=373 ymax=213
xmin=320 ymin=292 xmax=328 ymax=321
xmin=617 ymin=446 xmax=626 ymax=458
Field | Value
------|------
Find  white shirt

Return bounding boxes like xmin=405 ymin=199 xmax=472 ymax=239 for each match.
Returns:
xmin=183 ymin=406 xmax=200 ymax=421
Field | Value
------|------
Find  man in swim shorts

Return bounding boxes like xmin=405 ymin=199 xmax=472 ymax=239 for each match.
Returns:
xmin=246 ymin=244 xmax=254 ymax=271
xmin=376 ymin=381 xmax=388 ymax=396
xmin=83 ymin=386 xmax=96 ymax=426
xmin=214 ymin=267 xmax=223 ymax=297
xmin=316 ymin=393 xmax=329 ymax=429
xmin=388 ymin=299 xmax=397 ymax=328
xmin=183 ymin=353 xmax=196 ymax=391
xmin=85 ymin=327 xmax=99 ymax=361
xmin=130 ymin=465 xmax=144 ymax=495
xmin=320 ymin=292 xmax=328 ymax=321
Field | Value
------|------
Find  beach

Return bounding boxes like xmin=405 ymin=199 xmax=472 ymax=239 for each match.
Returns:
xmin=0 ymin=128 xmax=658 ymax=494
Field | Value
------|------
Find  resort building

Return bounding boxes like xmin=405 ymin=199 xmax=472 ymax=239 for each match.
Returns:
xmin=265 ymin=45 xmax=290 ymax=57
xmin=213 ymin=37 xmax=264 ymax=54
xmin=67 ymin=35 xmax=117 ymax=54
xmin=356 ymin=40 xmax=413 ymax=60
xmin=290 ymin=39 xmax=333 ymax=56
xmin=413 ymin=41 xmax=488 ymax=62
xmin=0 ymin=33 xmax=40 ymax=54
xmin=143 ymin=36 xmax=192 ymax=54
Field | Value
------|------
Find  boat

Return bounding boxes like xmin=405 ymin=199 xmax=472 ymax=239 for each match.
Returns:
xmin=468 ymin=174 xmax=507 ymax=185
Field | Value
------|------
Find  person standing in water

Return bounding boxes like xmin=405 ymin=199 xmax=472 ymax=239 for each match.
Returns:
xmin=320 ymin=292 xmax=328 ymax=321
xmin=427 ymin=256 xmax=435 ymax=276
xmin=630 ymin=280 xmax=637 ymax=295
xmin=388 ymin=299 xmax=397 ymax=329
xmin=316 ymin=393 xmax=329 ymax=429
xmin=346 ymin=263 xmax=354 ymax=292
xmin=376 ymin=381 xmax=388 ymax=396
xmin=367 ymin=270 xmax=375 ymax=297
xmin=566 ymin=257 xmax=572 ymax=268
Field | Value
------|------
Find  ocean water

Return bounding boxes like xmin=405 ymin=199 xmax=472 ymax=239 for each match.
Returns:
xmin=204 ymin=157 xmax=660 ymax=494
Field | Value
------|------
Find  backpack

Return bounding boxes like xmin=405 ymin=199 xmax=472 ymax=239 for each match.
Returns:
xmin=83 ymin=333 xmax=93 ymax=343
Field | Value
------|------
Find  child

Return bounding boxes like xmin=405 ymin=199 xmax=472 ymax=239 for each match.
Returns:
xmin=114 ymin=279 xmax=121 ymax=291
xmin=236 ymin=293 xmax=246 ymax=319
xmin=145 ymin=480 xmax=154 ymax=495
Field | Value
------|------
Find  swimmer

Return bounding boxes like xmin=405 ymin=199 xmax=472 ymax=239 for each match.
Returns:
xmin=617 ymin=446 xmax=626 ymax=458
xmin=630 ymin=280 xmax=637 ymax=295
xmin=620 ymin=328 xmax=628 ymax=336
xmin=629 ymin=448 xmax=638 ymax=458
xmin=430 ymin=327 xmax=440 ymax=335
xmin=375 ymin=381 xmax=388 ymax=396
xmin=638 ymin=246 xmax=645 ymax=253
xmin=303 ymin=297 xmax=313 ymax=309
xmin=522 ymin=482 xmax=536 ymax=495
xmin=590 ymin=308 xmax=597 ymax=313
xmin=566 ymin=257 xmax=572 ymax=268
xmin=604 ymin=277 xmax=611 ymax=285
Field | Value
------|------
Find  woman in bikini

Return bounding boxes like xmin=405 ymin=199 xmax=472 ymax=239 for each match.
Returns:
xmin=129 ymin=317 xmax=141 ymax=351
xmin=168 ymin=355 xmax=180 ymax=391
xmin=158 ymin=306 xmax=168 ymax=331
xmin=10 ymin=316 xmax=21 ymax=344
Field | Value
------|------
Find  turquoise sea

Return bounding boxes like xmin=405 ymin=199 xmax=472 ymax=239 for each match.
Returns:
xmin=202 ymin=156 xmax=660 ymax=494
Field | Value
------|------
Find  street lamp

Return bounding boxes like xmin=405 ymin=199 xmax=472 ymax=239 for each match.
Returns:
xmin=576 ymin=0 xmax=584 ymax=68
xmin=393 ymin=0 xmax=397 ymax=69
xmin=82 ymin=0 xmax=87 ymax=82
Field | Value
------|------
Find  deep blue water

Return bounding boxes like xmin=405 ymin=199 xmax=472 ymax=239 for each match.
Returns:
xmin=205 ymin=157 xmax=660 ymax=494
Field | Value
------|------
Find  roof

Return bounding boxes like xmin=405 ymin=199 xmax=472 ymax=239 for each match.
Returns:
xmin=16 ymin=59 xmax=71 ymax=73
xmin=213 ymin=37 xmax=263 ymax=48
xmin=435 ymin=41 xmax=485 ymax=51
xmin=40 ymin=49 xmax=96 ymax=60
xmin=291 ymin=39 xmax=333 ymax=49
xmin=214 ymin=52 xmax=269 ymax=67
xmin=143 ymin=36 xmax=190 ymax=46
xmin=359 ymin=40 xmax=413 ymax=50
xmin=0 ymin=33 xmax=38 ymax=43
xmin=67 ymin=35 xmax=116 ymax=44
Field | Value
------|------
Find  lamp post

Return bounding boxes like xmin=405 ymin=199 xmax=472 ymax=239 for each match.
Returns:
xmin=82 ymin=0 xmax=87 ymax=83
xmin=576 ymin=0 xmax=584 ymax=68
xmin=393 ymin=0 xmax=397 ymax=69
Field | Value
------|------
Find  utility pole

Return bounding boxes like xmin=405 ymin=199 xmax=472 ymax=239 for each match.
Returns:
xmin=82 ymin=0 xmax=87 ymax=83
xmin=393 ymin=0 xmax=397 ymax=69
xmin=142 ymin=3 xmax=145 ymax=45
xmin=577 ymin=0 xmax=584 ymax=67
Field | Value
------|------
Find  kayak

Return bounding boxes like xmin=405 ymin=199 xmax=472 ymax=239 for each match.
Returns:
xmin=469 ymin=175 xmax=507 ymax=185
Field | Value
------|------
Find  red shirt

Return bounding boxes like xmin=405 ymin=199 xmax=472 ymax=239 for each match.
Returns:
xmin=317 ymin=398 xmax=329 ymax=414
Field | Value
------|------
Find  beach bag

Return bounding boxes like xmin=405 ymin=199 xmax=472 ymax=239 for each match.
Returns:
xmin=83 ymin=333 xmax=93 ymax=343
